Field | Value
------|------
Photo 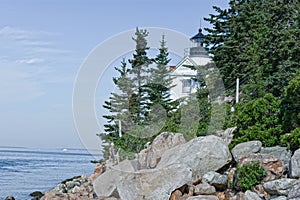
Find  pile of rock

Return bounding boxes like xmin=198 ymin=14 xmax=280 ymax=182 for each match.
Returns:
xmin=93 ymin=132 xmax=300 ymax=200
xmin=38 ymin=131 xmax=300 ymax=200
xmin=40 ymin=173 xmax=101 ymax=199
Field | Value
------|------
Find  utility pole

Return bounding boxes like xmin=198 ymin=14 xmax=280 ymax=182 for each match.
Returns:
xmin=118 ymin=120 xmax=122 ymax=138
xmin=236 ymin=78 xmax=239 ymax=103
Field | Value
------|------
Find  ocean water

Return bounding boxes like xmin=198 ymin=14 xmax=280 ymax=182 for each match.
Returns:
xmin=0 ymin=146 xmax=101 ymax=200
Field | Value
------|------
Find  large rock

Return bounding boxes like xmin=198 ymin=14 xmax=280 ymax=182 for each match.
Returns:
xmin=244 ymin=190 xmax=261 ymax=200
xmin=290 ymin=148 xmax=300 ymax=178
xmin=93 ymin=159 xmax=138 ymax=198
xmin=261 ymin=146 xmax=291 ymax=167
xmin=231 ymin=140 xmax=262 ymax=161
xmin=238 ymin=153 xmax=284 ymax=181
xmin=157 ymin=135 xmax=232 ymax=176
xmin=194 ymin=182 xmax=216 ymax=195
xmin=146 ymin=132 xmax=186 ymax=168
xmin=263 ymin=178 xmax=297 ymax=196
xmin=117 ymin=164 xmax=193 ymax=200
xmin=202 ymin=171 xmax=227 ymax=190
xmin=94 ymin=135 xmax=231 ymax=200
xmin=287 ymin=180 xmax=300 ymax=200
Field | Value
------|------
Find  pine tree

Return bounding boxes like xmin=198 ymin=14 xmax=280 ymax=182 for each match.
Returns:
xmin=102 ymin=58 xmax=133 ymax=138
xmin=128 ymin=28 xmax=153 ymax=125
xmin=204 ymin=0 xmax=300 ymax=100
xmin=146 ymin=34 xmax=176 ymax=115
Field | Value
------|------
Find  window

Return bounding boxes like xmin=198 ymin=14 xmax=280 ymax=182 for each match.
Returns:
xmin=182 ymin=79 xmax=191 ymax=93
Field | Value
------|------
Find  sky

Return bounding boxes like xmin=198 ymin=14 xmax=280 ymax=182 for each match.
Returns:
xmin=0 ymin=0 xmax=229 ymax=150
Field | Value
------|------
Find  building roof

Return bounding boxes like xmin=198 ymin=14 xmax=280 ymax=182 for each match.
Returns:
xmin=190 ymin=28 xmax=205 ymax=41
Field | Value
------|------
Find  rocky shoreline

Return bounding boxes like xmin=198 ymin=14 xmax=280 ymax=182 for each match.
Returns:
xmin=6 ymin=131 xmax=300 ymax=200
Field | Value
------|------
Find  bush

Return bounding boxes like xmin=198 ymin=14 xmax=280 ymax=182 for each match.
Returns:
xmin=234 ymin=162 xmax=266 ymax=191
xmin=280 ymin=127 xmax=300 ymax=152
xmin=229 ymin=93 xmax=283 ymax=149
xmin=281 ymin=73 xmax=300 ymax=133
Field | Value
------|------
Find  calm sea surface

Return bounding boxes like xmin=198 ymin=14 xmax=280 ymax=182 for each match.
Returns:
xmin=0 ymin=146 xmax=101 ymax=200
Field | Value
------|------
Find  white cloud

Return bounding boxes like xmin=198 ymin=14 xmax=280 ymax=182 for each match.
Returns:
xmin=31 ymin=46 xmax=72 ymax=54
xmin=0 ymin=26 xmax=57 ymax=40
xmin=17 ymin=58 xmax=45 ymax=65
xmin=0 ymin=26 xmax=70 ymax=56
xmin=0 ymin=26 xmax=76 ymax=103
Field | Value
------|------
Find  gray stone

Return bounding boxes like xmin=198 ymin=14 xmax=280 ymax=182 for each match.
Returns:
xmin=93 ymin=159 xmax=137 ymax=197
xmin=244 ymin=190 xmax=261 ymax=200
xmin=290 ymin=148 xmax=300 ymax=178
xmin=231 ymin=140 xmax=262 ymax=161
xmin=71 ymin=185 xmax=80 ymax=193
xmin=261 ymin=146 xmax=291 ymax=167
xmin=118 ymin=163 xmax=193 ymax=200
xmin=194 ymin=181 xmax=216 ymax=195
xmin=95 ymin=135 xmax=231 ymax=200
xmin=263 ymin=178 xmax=297 ymax=196
xmin=216 ymin=127 xmax=236 ymax=145
xmin=54 ymin=183 xmax=66 ymax=193
xmin=229 ymin=192 xmax=245 ymax=200
xmin=287 ymin=180 xmax=300 ymax=200
xmin=137 ymin=148 xmax=148 ymax=169
xmin=146 ymin=132 xmax=186 ymax=168
xmin=186 ymin=195 xmax=219 ymax=200
xmin=202 ymin=171 xmax=228 ymax=190
xmin=157 ymin=135 xmax=232 ymax=177
xmin=66 ymin=181 xmax=76 ymax=189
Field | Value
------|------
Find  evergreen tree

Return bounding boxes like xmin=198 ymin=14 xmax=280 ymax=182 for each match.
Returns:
xmin=102 ymin=59 xmax=133 ymax=138
xmin=146 ymin=35 xmax=177 ymax=115
xmin=179 ymin=62 xmax=226 ymax=138
xmin=204 ymin=0 xmax=300 ymax=100
xmin=281 ymin=72 xmax=300 ymax=133
xmin=128 ymin=28 xmax=153 ymax=124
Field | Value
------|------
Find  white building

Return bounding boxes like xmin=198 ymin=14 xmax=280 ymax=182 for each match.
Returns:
xmin=170 ymin=28 xmax=212 ymax=100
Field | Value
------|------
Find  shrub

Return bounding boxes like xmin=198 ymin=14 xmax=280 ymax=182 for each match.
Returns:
xmin=234 ymin=162 xmax=266 ymax=191
xmin=281 ymin=73 xmax=300 ymax=133
xmin=229 ymin=93 xmax=283 ymax=149
xmin=280 ymin=127 xmax=300 ymax=152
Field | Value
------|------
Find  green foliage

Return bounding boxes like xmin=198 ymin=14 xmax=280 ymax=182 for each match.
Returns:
xmin=235 ymin=162 xmax=266 ymax=191
xmin=128 ymin=27 xmax=153 ymax=124
xmin=101 ymin=29 xmax=180 ymax=155
xmin=145 ymin=34 xmax=178 ymax=115
xmin=280 ymin=128 xmax=300 ymax=152
xmin=204 ymin=0 xmax=300 ymax=100
xmin=108 ymin=133 xmax=151 ymax=155
xmin=229 ymin=93 xmax=283 ymax=149
xmin=204 ymin=0 xmax=299 ymax=150
xmin=281 ymin=73 xmax=300 ymax=133
xmin=102 ymin=59 xmax=133 ymax=136
xmin=178 ymin=94 xmax=208 ymax=140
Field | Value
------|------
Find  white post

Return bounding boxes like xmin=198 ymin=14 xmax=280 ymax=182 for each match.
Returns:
xmin=118 ymin=120 xmax=122 ymax=138
xmin=236 ymin=78 xmax=239 ymax=103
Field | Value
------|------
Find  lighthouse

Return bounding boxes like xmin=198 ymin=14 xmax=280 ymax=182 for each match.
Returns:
xmin=170 ymin=28 xmax=212 ymax=100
